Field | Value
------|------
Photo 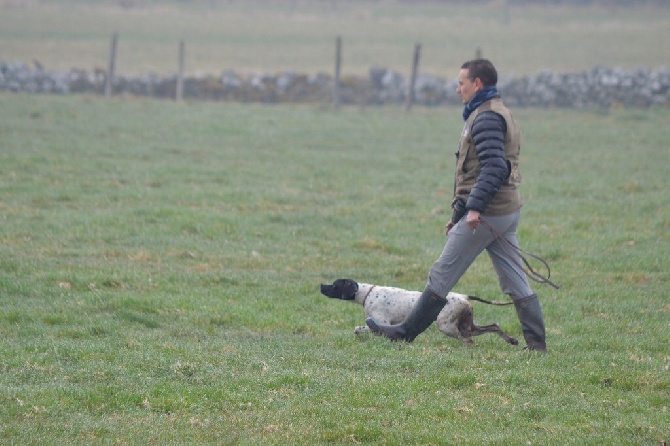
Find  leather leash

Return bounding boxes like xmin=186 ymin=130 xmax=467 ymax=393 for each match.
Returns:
xmin=480 ymin=219 xmax=560 ymax=290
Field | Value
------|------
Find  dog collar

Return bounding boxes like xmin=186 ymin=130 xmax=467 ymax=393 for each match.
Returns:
xmin=362 ymin=285 xmax=376 ymax=305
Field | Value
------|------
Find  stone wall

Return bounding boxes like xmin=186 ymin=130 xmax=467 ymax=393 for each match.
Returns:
xmin=1 ymin=60 xmax=668 ymax=108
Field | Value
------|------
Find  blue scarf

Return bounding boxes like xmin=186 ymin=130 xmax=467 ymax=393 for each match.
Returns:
xmin=462 ymin=86 xmax=499 ymax=121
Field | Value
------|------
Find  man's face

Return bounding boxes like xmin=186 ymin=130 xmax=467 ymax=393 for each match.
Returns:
xmin=456 ymin=68 xmax=481 ymax=104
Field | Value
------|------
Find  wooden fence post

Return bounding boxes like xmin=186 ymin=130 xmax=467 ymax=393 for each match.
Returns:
xmin=176 ymin=40 xmax=185 ymax=101
xmin=105 ymin=31 xmax=118 ymax=98
xmin=502 ymin=0 xmax=510 ymax=24
xmin=405 ymin=43 xmax=421 ymax=111
xmin=332 ymin=36 xmax=342 ymax=108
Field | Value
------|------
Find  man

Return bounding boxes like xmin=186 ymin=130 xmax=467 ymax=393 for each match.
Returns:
xmin=366 ymin=59 xmax=547 ymax=351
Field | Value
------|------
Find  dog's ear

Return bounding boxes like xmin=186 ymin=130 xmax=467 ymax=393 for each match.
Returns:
xmin=338 ymin=279 xmax=358 ymax=300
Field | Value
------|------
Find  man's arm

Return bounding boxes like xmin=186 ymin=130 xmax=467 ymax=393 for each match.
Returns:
xmin=465 ymin=111 xmax=509 ymax=214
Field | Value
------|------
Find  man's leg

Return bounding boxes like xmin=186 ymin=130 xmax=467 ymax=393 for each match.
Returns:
xmin=366 ymin=219 xmax=491 ymax=342
xmin=484 ymin=211 xmax=547 ymax=351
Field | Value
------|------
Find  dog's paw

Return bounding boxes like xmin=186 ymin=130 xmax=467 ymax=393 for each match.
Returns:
xmin=354 ymin=326 xmax=370 ymax=335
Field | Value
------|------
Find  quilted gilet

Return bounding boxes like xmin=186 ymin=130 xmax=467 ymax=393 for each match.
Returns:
xmin=454 ymin=97 xmax=523 ymax=216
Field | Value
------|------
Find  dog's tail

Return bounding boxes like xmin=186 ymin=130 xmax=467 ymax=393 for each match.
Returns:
xmin=467 ymin=295 xmax=514 ymax=306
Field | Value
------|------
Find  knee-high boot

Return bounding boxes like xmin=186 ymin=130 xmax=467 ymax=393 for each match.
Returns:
xmin=514 ymin=294 xmax=547 ymax=352
xmin=365 ymin=288 xmax=446 ymax=342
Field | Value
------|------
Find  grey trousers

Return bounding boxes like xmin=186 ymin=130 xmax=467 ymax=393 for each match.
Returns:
xmin=426 ymin=209 xmax=533 ymax=302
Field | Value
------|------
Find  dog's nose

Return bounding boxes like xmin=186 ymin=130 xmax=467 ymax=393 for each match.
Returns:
xmin=320 ymin=284 xmax=337 ymax=298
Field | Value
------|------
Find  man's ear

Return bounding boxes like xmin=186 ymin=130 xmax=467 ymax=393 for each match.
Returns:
xmin=473 ymin=77 xmax=484 ymax=90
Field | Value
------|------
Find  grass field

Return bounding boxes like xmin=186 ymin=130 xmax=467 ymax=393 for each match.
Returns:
xmin=1 ymin=92 xmax=668 ymax=444
xmin=1 ymin=0 xmax=669 ymax=77
xmin=1 ymin=0 xmax=670 ymax=443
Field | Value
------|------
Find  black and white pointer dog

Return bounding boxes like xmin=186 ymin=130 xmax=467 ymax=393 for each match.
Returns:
xmin=320 ymin=278 xmax=518 ymax=345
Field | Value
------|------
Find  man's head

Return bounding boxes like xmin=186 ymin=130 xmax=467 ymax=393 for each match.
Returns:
xmin=456 ymin=59 xmax=498 ymax=104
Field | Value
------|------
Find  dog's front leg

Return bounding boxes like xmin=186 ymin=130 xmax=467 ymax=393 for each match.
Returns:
xmin=354 ymin=325 xmax=370 ymax=335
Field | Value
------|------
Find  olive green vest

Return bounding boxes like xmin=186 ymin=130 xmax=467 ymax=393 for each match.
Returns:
xmin=454 ymin=97 xmax=523 ymax=215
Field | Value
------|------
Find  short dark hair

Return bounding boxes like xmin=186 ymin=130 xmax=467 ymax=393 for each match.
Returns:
xmin=461 ymin=59 xmax=498 ymax=87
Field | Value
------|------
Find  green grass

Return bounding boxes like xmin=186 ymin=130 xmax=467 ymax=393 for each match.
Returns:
xmin=1 ymin=93 xmax=669 ymax=444
xmin=1 ymin=0 xmax=669 ymax=76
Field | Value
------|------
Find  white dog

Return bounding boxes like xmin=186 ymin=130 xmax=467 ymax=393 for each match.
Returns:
xmin=320 ymin=278 xmax=518 ymax=345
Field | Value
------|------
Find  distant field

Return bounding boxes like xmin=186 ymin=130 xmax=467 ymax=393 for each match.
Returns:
xmin=1 ymin=0 xmax=669 ymax=77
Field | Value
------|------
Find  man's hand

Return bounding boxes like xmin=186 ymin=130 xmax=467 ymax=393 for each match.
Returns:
xmin=445 ymin=221 xmax=454 ymax=235
xmin=466 ymin=210 xmax=481 ymax=231
xmin=446 ymin=210 xmax=480 ymax=235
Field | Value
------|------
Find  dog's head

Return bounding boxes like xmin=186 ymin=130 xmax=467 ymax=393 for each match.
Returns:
xmin=320 ymin=278 xmax=359 ymax=301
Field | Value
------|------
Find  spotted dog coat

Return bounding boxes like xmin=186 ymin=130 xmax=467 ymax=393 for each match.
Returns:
xmin=320 ymin=278 xmax=518 ymax=345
